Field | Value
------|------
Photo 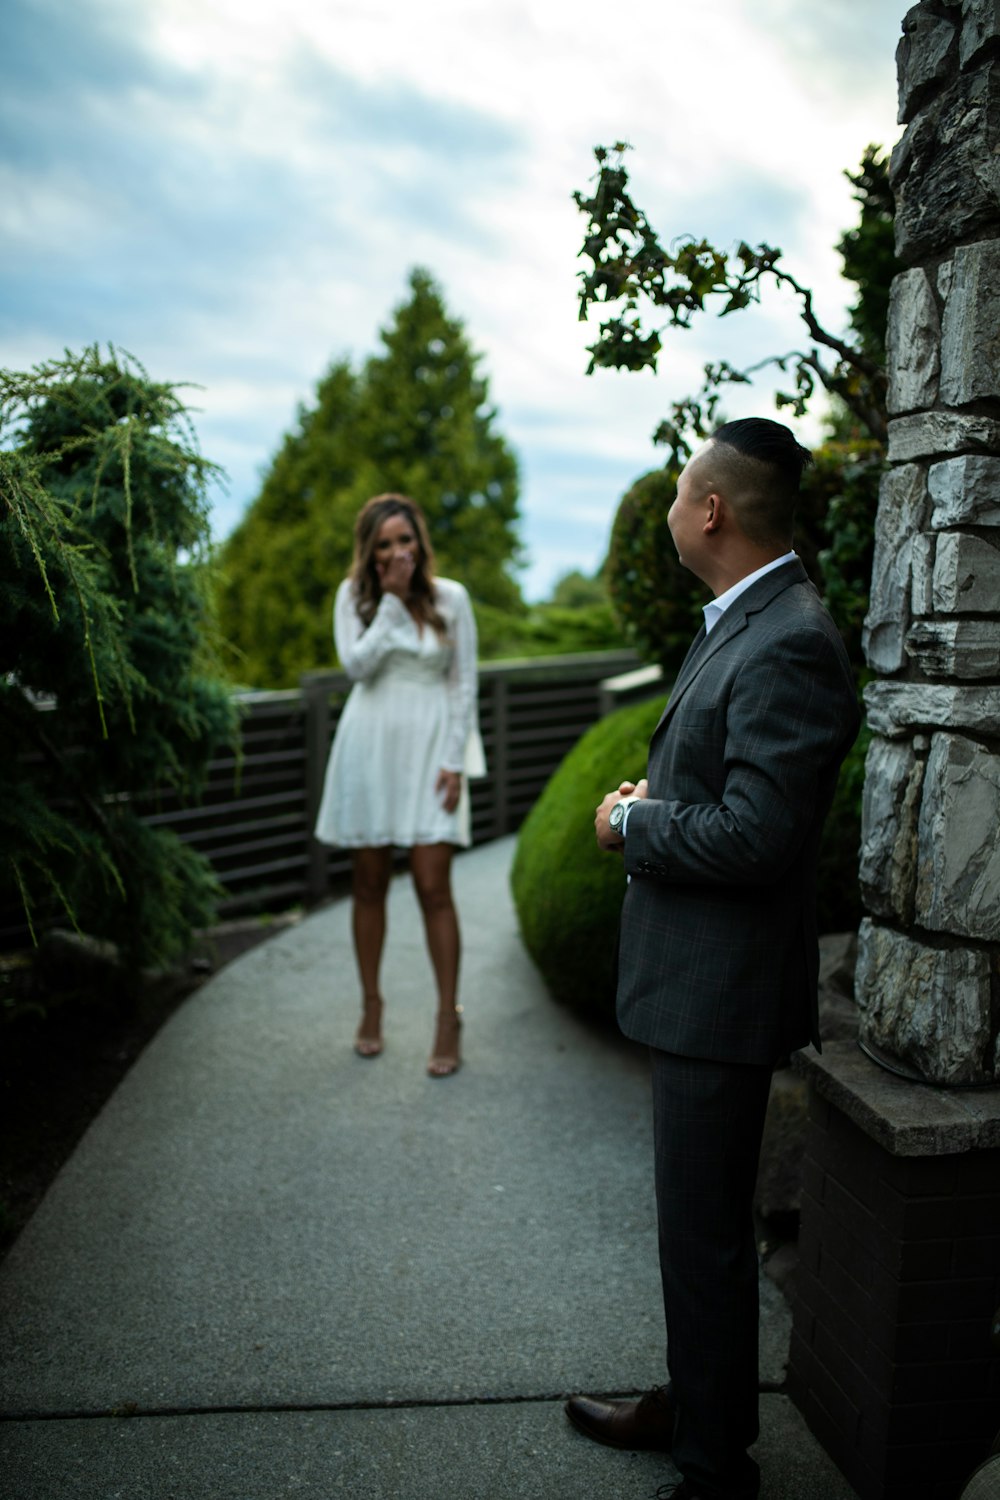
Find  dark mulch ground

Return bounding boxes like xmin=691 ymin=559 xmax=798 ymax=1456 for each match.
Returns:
xmin=0 ymin=918 xmax=297 ymax=1262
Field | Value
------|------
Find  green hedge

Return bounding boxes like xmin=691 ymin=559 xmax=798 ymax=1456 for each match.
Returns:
xmin=606 ymin=467 xmax=709 ymax=675
xmin=511 ymin=697 xmax=866 ymax=1022
xmin=474 ymin=599 xmax=622 ymax=660
xmin=510 ymin=696 xmax=665 ymax=1022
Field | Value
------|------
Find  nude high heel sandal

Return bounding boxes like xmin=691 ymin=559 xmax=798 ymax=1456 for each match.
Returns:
xmin=354 ymin=995 xmax=384 ymax=1058
xmin=427 ymin=1005 xmax=462 ymax=1077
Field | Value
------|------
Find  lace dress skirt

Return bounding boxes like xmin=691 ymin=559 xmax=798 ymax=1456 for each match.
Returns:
xmin=314 ymin=641 xmax=473 ymax=849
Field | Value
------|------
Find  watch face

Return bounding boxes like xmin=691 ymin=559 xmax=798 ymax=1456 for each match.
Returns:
xmin=610 ymin=801 xmax=624 ymax=831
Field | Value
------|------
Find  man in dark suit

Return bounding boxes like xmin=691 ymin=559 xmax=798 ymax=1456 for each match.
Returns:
xmin=565 ymin=418 xmax=860 ymax=1500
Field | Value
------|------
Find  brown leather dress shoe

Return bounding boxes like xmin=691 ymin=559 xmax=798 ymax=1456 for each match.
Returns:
xmin=564 ymin=1385 xmax=675 ymax=1451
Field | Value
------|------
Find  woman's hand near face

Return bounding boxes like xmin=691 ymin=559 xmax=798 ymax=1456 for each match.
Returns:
xmin=378 ymin=548 xmax=415 ymax=597
xmin=435 ymin=768 xmax=462 ymax=813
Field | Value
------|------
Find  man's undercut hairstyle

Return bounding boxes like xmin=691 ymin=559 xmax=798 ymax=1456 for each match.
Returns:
xmin=706 ymin=417 xmax=812 ymax=548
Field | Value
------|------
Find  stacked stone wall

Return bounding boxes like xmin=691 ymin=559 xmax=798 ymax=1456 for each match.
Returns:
xmin=856 ymin=0 xmax=1000 ymax=1086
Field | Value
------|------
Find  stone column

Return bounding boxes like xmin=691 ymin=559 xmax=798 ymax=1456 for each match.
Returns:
xmin=856 ymin=0 xmax=1000 ymax=1087
xmin=789 ymin=8 xmax=1000 ymax=1495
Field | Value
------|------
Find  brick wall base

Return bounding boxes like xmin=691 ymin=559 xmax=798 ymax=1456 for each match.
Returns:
xmin=788 ymin=1042 xmax=1000 ymax=1500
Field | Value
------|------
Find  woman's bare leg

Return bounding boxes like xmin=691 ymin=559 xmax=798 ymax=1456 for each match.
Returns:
xmin=409 ymin=842 xmax=462 ymax=1075
xmin=351 ymin=847 xmax=393 ymax=1055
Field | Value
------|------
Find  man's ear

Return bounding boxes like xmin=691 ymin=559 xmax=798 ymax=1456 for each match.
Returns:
xmin=703 ymin=491 xmax=724 ymax=532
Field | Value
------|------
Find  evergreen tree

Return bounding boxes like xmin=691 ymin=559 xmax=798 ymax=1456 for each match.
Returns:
xmin=355 ymin=268 xmax=521 ymax=608
xmin=217 ymin=360 xmax=366 ymax=687
xmin=217 ymin=269 xmax=522 ymax=688
xmin=837 ymin=145 xmax=898 ymax=364
xmin=1 ymin=347 xmax=237 ymax=970
xmin=548 ymin=568 xmax=608 ymax=610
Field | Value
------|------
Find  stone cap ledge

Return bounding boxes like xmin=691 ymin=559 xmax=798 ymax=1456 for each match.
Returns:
xmin=793 ymin=1040 xmax=1000 ymax=1156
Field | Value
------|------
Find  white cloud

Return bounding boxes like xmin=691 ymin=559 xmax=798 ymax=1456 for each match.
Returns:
xmin=0 ymin=0 xmax=903 ymax=599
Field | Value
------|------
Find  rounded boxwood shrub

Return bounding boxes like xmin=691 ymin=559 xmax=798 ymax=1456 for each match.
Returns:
xmin=607 ymin=466 xmax=709 ymax=675
xmin=512 ymin=697 xmax=867 ymax=1022
xmin=510 ymin=695 xmax=665 ymax=1022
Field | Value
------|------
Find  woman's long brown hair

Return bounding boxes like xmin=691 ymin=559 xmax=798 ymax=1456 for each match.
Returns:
xmin=350 ymin=493 xmax=447 ymax=635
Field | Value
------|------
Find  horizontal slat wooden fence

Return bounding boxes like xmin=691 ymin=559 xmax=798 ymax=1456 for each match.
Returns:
xmin=4 ymin=650 xmax=644 ymax=946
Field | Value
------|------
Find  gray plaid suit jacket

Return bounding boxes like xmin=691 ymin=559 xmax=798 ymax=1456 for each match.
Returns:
xmin=618 ymin=557 xmax=860 ymax=1066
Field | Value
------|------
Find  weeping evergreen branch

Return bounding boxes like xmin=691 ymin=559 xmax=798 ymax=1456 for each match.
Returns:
xmin=1 ymin=345 xmax=238 ymax=971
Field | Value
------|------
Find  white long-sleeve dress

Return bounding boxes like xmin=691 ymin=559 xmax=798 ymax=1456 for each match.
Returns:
xmin=313 ymin=576 xmax=485 ymax=849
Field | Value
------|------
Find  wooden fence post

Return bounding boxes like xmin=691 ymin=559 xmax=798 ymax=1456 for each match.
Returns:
xmin=301 ymin=671 xmax=337 ymax=903
xmin=490 ymin=674 xmax=510 ymax=836
xmin=1 ymin=650 xmax=642 ymax=947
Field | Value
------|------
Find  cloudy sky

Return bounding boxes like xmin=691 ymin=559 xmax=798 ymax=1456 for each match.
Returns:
xmin=1 ymin=0 xmax=904 ymax=599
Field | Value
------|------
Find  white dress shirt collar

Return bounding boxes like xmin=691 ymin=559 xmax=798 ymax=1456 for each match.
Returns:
xmin=702 ymin=551 xmax=797 ymax=634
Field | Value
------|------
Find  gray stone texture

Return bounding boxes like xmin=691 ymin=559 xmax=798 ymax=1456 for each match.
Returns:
xmin=891 ymin=59 xmax=1000 ymax=263
xmin=859 ymin=737 xmax=923 ymax=924
xmin=910 ymin=530 xmax=935 ymax=616
xmin=862 ymin=464 xmax=927 ymax=673
xmin=896 ymin=7 xmax=957 ymax=124
xmin=886 ymin=268 xmax=940 ymax=414
xmin=796 ymin=1039 xmax=1000 ymax=1154
xmin=940 ymin=240 xmax=1000 ymax=404
xmin=933 ymin=530 xmax=1000 ymax=611
xmin=864 ymin=679 xmax=1000 ymax=737
xmin=888 ymin=409 xmax=1000 ymax=461
xmin=905 ymin=617 xmax=1000 ymax=676
xmin=855 ymin=919 xmax=996 ymax=1087
xmin=960 ymin=0 xmax=1000 ymax=68
xmin=929 ymin=453 xmax=1000 ymax=525
xmin=916 ymin=732 xmax=1000 ymax=941
xmin=808 ymin=8 xmax=1000 ymax=1474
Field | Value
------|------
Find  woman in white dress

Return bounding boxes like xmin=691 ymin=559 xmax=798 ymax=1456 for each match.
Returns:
xmin=314 ymin=493 xmax=484 ymax=1076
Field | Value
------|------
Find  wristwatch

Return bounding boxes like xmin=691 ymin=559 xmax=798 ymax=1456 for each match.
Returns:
xmin=609 ymin=796 xmax=637 ymax=836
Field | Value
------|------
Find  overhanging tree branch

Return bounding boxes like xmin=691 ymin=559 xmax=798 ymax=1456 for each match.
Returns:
xmin=573 ymin=143 xmax=889 ymax=457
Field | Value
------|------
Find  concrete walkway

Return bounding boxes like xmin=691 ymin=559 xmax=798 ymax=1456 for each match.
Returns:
xmin=0 ymin=837 xmax=857 ymax=1499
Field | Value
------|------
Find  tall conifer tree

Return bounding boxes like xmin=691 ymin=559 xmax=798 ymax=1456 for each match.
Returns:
xmin=217 ymin=269 xmax=522 ymax=688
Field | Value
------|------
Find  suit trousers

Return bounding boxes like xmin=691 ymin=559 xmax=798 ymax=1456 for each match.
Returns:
xmin=650 ymin=1047 xmax=773 ymax=1499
